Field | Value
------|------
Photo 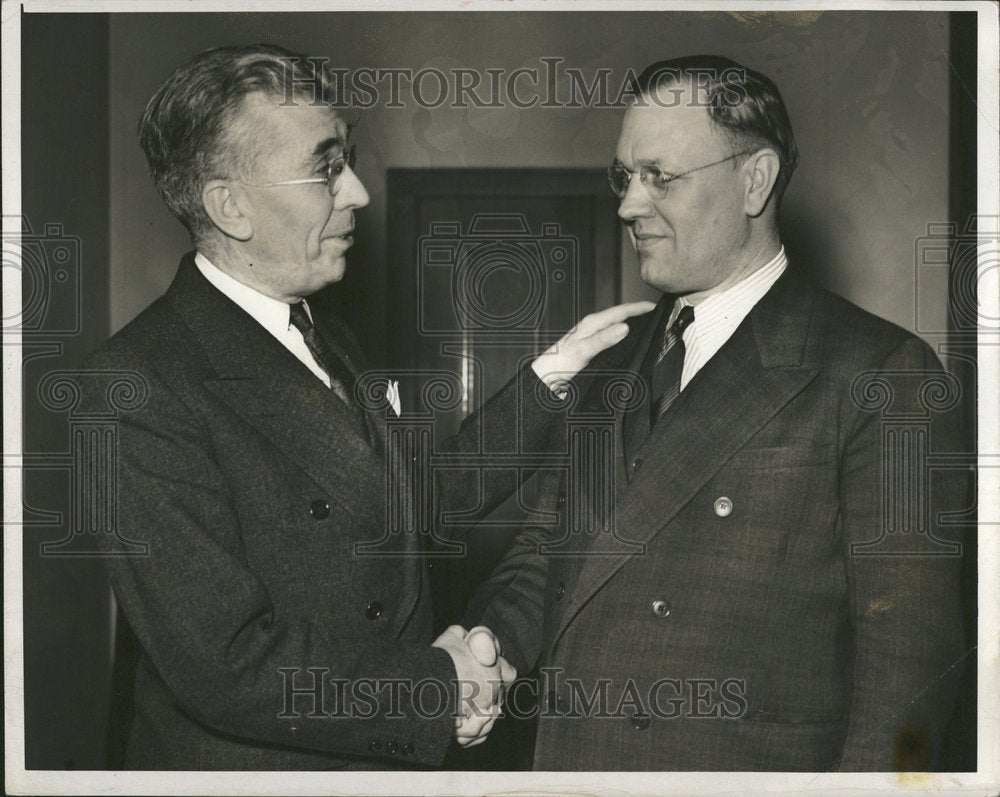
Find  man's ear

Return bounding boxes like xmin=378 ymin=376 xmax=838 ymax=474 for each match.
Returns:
xmin=743 ymin=148 xmax=781 ymax=217
xmin=202 ymin=180 xmax=253 ymax=241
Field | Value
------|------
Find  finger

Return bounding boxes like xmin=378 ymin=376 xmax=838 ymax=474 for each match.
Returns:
xmin=456 ymin=732 xmax=492 ymax=748
xmin=578 ymin=301 xmax=657 ymax=336
xmin=455 ymin=717 xmax=488 ymax=738
xmin=455 ymin=714 xmax=492 ymax=742
xmin=463 ymin=735 xmax=491 ymax=748
xmin=580 ymin=321 xmax=630 ymax=355
xmin=474 ymin=713 xmax=499 ymax=739
xmin=456 ymin=713 xmax=498 ymax=745
xmin=432 ymin=624 xmax=468 ymax=647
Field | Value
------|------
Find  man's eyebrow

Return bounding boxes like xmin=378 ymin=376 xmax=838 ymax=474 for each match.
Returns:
xmin=304 ymin=135 xmax=347 ymax=166
xmin=636 ymin=158 xmax=676 ymax=175
xmin=614 ymin=156 xmax=674 ymax=176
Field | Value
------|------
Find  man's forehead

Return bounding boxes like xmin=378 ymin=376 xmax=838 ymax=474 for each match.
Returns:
xmin=619 ymin=92 xmax=716 ymax=159
xmin=238 ymin=91 xmax=348 ymax=142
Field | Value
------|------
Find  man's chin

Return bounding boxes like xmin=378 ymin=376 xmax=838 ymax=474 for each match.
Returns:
xmin=640 ymin=260 xmax=673 ymax=293
xmin=316 ymin=256 xmax=347 ymax=285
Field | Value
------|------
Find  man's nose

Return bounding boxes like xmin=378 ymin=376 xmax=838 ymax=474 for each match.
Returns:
xmin=334 ymin=165 xmax=370 ymax=210
xmin=616 ymin=175 xmax=651 ymax=222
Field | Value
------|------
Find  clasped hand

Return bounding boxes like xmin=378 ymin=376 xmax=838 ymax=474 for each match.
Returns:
xmin=431 ymin=624 xmax=516 ymax=747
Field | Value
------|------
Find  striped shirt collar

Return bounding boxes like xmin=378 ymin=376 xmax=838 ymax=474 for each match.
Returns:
xmin=669 ymin=247 xmax=788 ymax=390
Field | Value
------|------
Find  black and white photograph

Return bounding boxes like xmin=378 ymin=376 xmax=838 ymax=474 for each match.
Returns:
xmin=3 ymin=1 xmax=998 ymax=795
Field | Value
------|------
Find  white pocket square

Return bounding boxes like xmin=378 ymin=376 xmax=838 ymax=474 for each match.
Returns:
xmin=386 ymin=379 xmax=401 ymax=417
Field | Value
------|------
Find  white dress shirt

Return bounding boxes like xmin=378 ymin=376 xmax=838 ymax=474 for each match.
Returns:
xmin=669 ymin=247 xmax=788 ymax=391
xmin=194 ymin=252 xmax=331 ymax=388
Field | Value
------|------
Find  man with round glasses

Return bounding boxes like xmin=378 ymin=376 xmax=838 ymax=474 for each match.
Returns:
xmin=472 ymin=55 xmax=966 ymax=771
xmin=81 ymin=43 xmax=650 ymax=770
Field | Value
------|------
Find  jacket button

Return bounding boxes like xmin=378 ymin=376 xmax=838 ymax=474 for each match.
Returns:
xmin=365 ymin=601 xmax=383 ymax=620
xmin=651 ymin=599 xmax=671 ymax=618
xmin=555 ymin=582 xmax=566 ymax=600
xmin=368 ymin=739 xmax=381 ymax=752
xmin=714 ymin=496 xmax=733 ymax=517
xmin=310 ymin=499 xmax=331 ymax=519
xmin=401 ymin=743 xmax=414 ymax=757
xmin=385 ymin=741 xmax=398 ymax=755
xmin=632 ymin=457 xmax=643 ymax=470
xmin=556 ymin=491 xmax=566 ymax=507
xmin=631 ymin=714 xmax=651 ymax=730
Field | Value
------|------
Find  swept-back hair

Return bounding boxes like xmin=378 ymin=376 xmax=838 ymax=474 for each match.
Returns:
xmin=138 ymin=43 xmax=336 ymax=241
xmin=635 ymin=55 xmax=799 ymax=203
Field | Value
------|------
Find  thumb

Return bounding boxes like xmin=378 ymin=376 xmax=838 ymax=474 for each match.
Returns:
xmin=465 ymin=626 xmax=499 ymax=667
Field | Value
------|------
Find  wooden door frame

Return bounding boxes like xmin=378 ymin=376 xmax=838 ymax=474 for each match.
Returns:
xmin=386 ymin=168 xmax=621 ymax=375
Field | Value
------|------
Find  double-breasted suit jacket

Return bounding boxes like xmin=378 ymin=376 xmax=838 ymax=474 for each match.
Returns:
xmin=84 ymin=253 xmax=558 ymax=770
xmin=474 ymin=269 xmax=966 ymax=771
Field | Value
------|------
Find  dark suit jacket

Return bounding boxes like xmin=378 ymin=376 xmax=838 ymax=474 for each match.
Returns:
xmin=474 ymin=270 xmax=966 ymax=771
xmin=83 ymin=253 xmax=557 ymax=770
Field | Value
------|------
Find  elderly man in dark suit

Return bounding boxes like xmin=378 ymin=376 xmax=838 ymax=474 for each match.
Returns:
xmin=470 ymin=55 xmax=966 ymax=771
xmin=83 ymin=44 xmax=650 ymax=770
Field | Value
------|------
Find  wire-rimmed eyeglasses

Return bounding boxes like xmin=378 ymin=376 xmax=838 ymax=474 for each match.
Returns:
xmin=240 ymin=145 xmax=357 ymax=196
xmin=607 ymin=151 xmax=750 ymax=199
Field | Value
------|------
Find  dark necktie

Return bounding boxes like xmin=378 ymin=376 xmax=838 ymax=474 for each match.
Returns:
xmin=650 ymin=305 xmax=694 ymax=427
xmin=288 ymin=301 xmax=353 ymax=405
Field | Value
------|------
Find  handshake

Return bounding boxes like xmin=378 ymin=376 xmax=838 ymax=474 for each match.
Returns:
xmin=432 ymin=624 xmax=517 ymax=747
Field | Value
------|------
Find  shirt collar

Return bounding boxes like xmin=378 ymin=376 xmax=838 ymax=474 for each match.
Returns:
xmin=194 ymin=252 xmax=308 ymax=337
xmin=671 ymin=246 xmax=788 ymax=324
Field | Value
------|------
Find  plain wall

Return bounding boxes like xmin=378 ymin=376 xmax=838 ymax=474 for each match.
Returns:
xmin=108 ymin=11 xmax=953 ymax=359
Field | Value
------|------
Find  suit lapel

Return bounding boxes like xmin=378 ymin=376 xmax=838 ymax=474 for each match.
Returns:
xmin=619 ymin=294 xmax=672 ymax=472
xmin=311 ymin=313 xmax=387 ymax=452
xmin=165 ymin=254 xmax=385 ymax=526
xmin=551 ymin=271 xmax=821 ymax=647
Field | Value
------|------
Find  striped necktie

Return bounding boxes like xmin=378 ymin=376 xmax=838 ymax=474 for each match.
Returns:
xmin=288 ymin=301 xmax=353 ymax=405
xmin=650 ymin=305 xmax=694 ymax=427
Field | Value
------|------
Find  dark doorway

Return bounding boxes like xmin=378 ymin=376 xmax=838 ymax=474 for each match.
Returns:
xmin=387 ymin=168 xmax=620 ymax=768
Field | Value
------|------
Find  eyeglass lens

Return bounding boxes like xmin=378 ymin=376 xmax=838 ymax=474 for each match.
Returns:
xmin=327 ymin=145 xmax=357 ymax=194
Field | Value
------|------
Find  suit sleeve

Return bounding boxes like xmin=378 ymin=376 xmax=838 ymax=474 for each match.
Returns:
xmin=444 ymin=349 xmax=627 ymax=671
xmin=428 ymin=365 xmax=567 ymax=673
xmin=464 ymin=532 xmax=551 ymax=675
xmin=835 ymin=336 xmax=967 ymax=770
xmin=460 ymin=471 xmax=565 ymax=675
xmin=433 ymin=364 xmax=569 ymax=533
xmin=87 ymin=359 xmax=458 ymax=766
